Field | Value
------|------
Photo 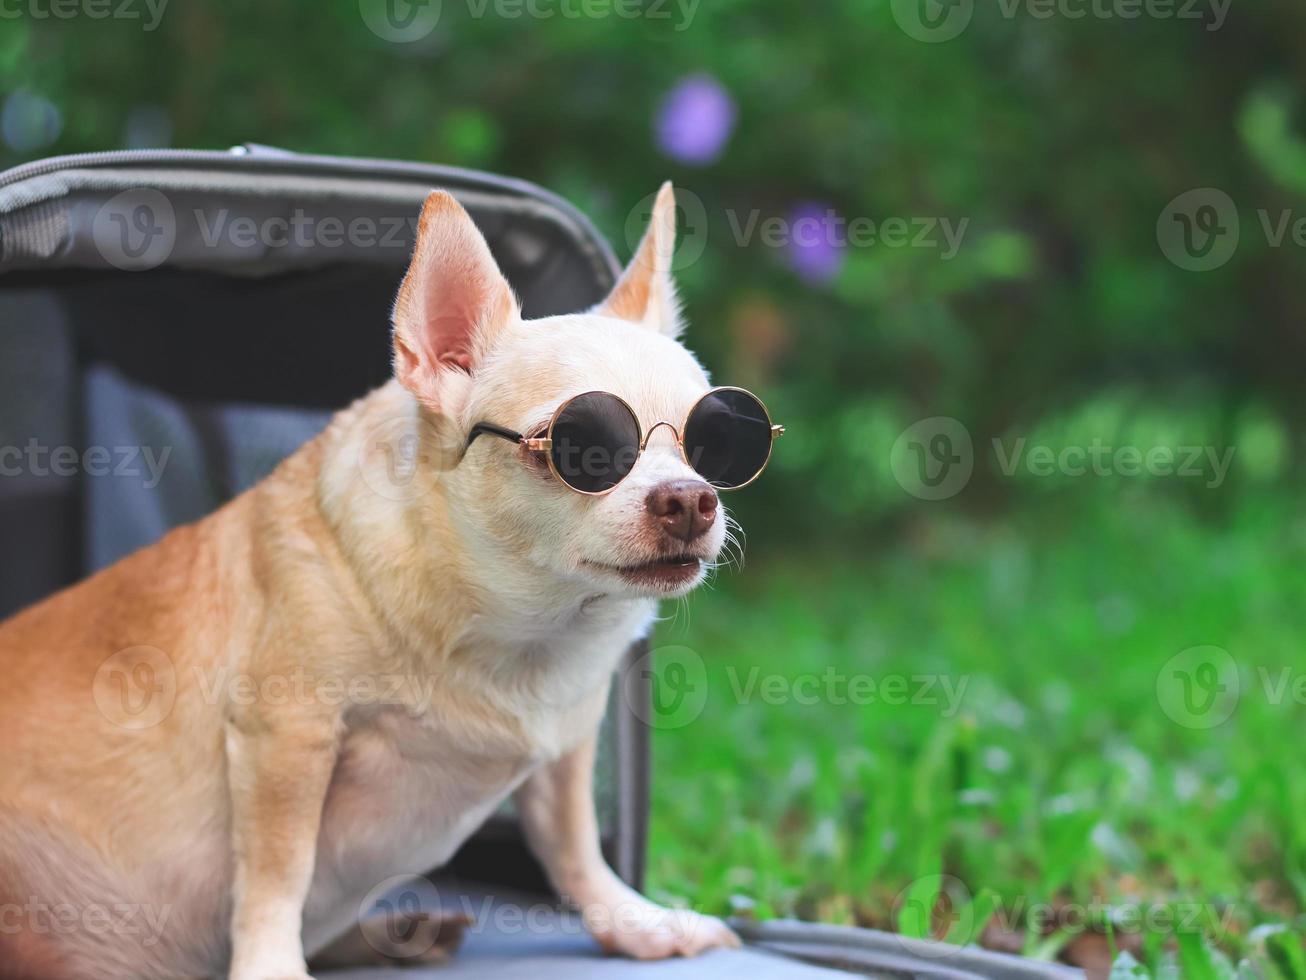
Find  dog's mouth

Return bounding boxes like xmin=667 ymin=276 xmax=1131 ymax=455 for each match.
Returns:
xmin=583 ymin=554 xmax=705 ymax=590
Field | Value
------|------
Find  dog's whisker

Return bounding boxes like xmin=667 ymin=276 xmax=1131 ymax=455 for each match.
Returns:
xmin=718 ymin=520 xmax=747 ymax=571
xmin=724 ymin=514 xmax=748 ymax=568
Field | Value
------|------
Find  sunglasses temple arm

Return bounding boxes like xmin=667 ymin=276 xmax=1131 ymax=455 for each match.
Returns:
xmin=466 ymin=422 xmax=526 ymax=449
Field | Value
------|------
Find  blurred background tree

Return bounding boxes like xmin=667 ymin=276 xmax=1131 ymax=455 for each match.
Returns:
xmin=7 ymin=0 xmax=1304 ymax=546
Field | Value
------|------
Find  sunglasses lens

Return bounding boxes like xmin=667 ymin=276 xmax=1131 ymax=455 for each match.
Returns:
xmin=550 ymin=393 xmax=641 ymax=493
xmin=683 ymin=389 xmax=774 ymax=489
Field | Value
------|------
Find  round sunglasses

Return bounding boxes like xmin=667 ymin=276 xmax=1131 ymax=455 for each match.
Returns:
xmin=465 ymin=387 xmax=784 ymax=496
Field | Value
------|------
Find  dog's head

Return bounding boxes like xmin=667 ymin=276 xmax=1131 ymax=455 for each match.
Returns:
xmin=390 ymin=185 xmax=740 ymax=599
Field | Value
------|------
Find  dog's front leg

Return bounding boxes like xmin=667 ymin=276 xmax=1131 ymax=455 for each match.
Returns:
xmin=514 ymin=732 xmax=740 ymax=960
xmin=225 ymin=710 xmax=341 ymax=980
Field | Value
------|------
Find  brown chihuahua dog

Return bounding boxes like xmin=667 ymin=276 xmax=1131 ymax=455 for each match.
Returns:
xmin=0 ymin=184 xmax=784 ymax=979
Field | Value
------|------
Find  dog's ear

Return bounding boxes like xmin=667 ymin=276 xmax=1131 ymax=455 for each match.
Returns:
xmin=392 ymin=191 xmax=518 ymax=412
xmin=596 ymin=182 xmax=682 ymax=338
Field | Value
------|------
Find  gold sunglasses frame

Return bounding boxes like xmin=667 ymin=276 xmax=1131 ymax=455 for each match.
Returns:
xmin=466 ymin=386 xmax=785 ymax=497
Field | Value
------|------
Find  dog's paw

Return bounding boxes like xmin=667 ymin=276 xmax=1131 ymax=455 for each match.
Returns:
xmin=587 ymin=901 xmax=742 ymax=960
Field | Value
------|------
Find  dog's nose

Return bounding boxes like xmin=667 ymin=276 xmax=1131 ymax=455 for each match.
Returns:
xmin=646 ymin=480 xmax=718 ymax=543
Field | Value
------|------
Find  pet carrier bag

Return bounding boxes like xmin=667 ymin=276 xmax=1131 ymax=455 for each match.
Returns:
xmin=0 ymin=146 xmax=1080 ymax=980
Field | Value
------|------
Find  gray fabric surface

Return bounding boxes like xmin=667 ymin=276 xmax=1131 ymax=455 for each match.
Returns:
xmin=0 ymin=160 xmax=614 ymax=319
xmin=323 ymin=951 xmax=856 ymax=980
xmin=0 ymin=148 xmax=620 ymax=300
xmin=313 ymin=885 xmax=1080 ymax=980
xmin=0 ymin=289 xmax=79 ymax=615
xmin=734 ymin=921 xmax=1084 ymax=980
xmin=82 ymin=364 xmax=331 ymax=570
xmin=323 ymin=941 xmax=853 ymax=980
xmin=322 ymin=889 xmax=860 ymax=980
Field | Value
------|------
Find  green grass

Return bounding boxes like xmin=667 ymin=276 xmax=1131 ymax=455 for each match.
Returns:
xmin=645 ymin=489 xmax=1306 ymax=976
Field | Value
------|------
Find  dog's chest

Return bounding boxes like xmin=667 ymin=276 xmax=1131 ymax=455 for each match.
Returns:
xmin=317 ymin=713 xmax=529 ymax=874
xmin=307 ymin=621 xmax=634 ymax=922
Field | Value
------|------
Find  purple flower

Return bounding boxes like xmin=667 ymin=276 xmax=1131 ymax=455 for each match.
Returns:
xmin=785 ymin=202 xmax=846 ymax=286
xmin=655 ymin=75 xmax=736 ymax=166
